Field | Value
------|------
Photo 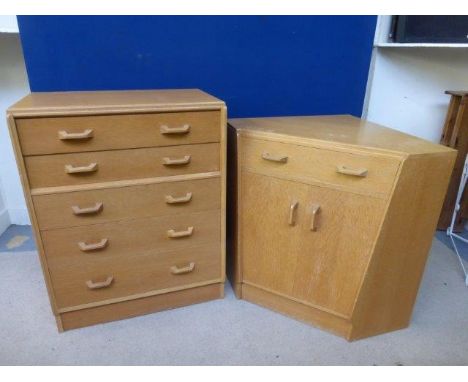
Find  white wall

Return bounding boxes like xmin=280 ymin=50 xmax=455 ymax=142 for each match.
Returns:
xmin=0 ymin=32 xmax=31 ymax=226
xmin=0 ymin=16 xmax=19 ymax=33
xmin=0 ymin=177 xmax=9 ymax=234
xmin=365 ymin=20 xmax=468 ymax=143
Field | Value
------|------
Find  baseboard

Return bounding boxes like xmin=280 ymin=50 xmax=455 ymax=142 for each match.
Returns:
xmin=8 ymin=207 xmax=30 ymax=225
xmin=0 ymin=208 xmax=11 ymax=236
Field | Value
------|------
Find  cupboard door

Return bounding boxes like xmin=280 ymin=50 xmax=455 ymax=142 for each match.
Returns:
xmin=241 ymin=171 xmax=310 ymax=298
xmin=241 ymin=171 xmax=386 ymax=317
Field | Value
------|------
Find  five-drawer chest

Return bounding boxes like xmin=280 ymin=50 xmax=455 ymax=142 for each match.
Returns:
xmin=7 ymin=89 xmax=226 ymax=331
xmin=227 ymin=115 xmax=456 ymax=340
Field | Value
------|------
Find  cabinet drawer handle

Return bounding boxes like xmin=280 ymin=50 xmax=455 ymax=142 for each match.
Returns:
xmin=78 ymin=238 xmax=109 ymax=252
xmin=162 ymin=155 xmax=191 ymax=166
xmin=167 ymin=226 xmax=194 ymax=238
xmin=58 ymin=129 xmax=93 ymax=140
xmin=160 ymin=124 xmax=191 ymax=135
xmin=65 ymin=162 xmax=98 ymax=174
xmin=288 ymin=200 xmax=298 ymax=226
xmin=310 ymin=204 xmax=321 ymax=232
xmin=336 ymin=165 xmax=368 ymax=177
xmin=86 ymin=276 xmax=113 ymax=290
xmin=170 ymin=262 xmax=195 ymax=275
xmin=72 ymin=202 xmax=103 ymax=215
xmin=165 ymin=192 xmax=192 ymax=204
xmin=262 ymin=152 xmax=288 ymax=163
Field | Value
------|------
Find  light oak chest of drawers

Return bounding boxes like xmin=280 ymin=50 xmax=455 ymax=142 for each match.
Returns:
xmin=7 ymin=89 xmax=226 ymax=331
xmin=227 ymin=115 xmax=456 ymax=341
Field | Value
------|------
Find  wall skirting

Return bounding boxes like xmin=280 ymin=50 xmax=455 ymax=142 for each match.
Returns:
xmin=0 ymin=208 xmax=11 ymax=236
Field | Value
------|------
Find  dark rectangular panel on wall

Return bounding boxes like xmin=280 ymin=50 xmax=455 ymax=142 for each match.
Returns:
xmin=17 ymin=16 xmax=376 ymax=117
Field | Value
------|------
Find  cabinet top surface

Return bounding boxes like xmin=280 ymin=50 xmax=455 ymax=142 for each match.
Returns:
xmin=8 ymin=89 xmax=225 ymax=116
xmin=229 ymin=115 xmax=454 ymax=155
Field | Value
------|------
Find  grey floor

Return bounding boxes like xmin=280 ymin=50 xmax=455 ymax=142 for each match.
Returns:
xmin=0 ymin=227 xmax=468 ymax=365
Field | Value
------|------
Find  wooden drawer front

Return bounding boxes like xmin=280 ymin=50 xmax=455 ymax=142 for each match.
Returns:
xmin=241 ymin=138 xmax=400 ymax=197
xmin=25 ymin=143 xmax=220 ymax=189
xmin=33 ymin=177 xmax=220 ymax=230
xmin=49 ymin=243 xmax=221 ymax=309
xmin=41 ymin=209 xmax=220 ymax=265
xmin=16 ymin=111 xmax=221 ymax=155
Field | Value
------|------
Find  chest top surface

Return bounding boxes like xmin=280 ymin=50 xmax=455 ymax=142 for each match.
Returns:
xmin=8 ymin=89 xmax=225 ymax=117
xmin=229 ymin=115 xmax=454 ymax=156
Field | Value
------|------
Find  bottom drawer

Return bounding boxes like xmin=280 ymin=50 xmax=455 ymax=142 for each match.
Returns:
xmin=49 ymin=243 xmax=221 ymax=310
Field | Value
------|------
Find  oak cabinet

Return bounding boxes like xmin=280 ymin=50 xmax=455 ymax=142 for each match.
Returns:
xmin=7 ymin=89 xmax=226 ymax=331
xmin=228 ymin=115 xmax=456 ymax=340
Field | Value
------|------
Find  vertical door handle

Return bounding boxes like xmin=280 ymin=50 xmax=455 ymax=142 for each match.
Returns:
xmin=72 ymin=202 xmax=103 ymax=215
xmin=160 ymin=124 xmax=191 ymax=135
xmin=288 ymin=200 xmax=299 ymax=226
xmin=86 ymin=276 xmax=114 ymax=289
xmin=58 ymin=129 xmax=94 ymax=140
xmin=165 ymin=192 xmax=192 ymax=204
xmin=170 ymin=262 xmax=195 ymax=275
xmin=65 ymin=163 xmax=98 ymax=174
xmin=310 ymin=204 xmax=321 ymax=231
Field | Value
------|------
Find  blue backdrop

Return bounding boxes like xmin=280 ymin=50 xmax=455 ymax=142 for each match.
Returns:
xmin=17 ymin=16 xmax=376 ymax=117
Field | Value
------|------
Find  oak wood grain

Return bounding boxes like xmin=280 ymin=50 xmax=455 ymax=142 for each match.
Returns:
xmin=25 ymin=143 xmax=220 ymax=189
xmin=228 ymin=116 xmax=455 ymax=341
xmin=241 ymin=136 xmax=400 ymax=198
xmin=33 ymin=177 xmax=220 ymax=230
xmin=17 ymin=110 xmax=220 ymax=155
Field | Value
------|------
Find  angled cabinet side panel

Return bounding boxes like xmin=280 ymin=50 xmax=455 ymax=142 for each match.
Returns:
xmin=350 ymin=152 xmax=456 ymax=340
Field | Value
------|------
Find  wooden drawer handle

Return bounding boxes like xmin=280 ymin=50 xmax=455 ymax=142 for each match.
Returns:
xmin=86 ymin=276 xmax=113 ymax=290
xmin=160 ymin=124 xmax=191 ymax=135
xmin=58 ymin=129 xmax=93 ymax=140
xmin=167 ymin=226 xmax=194 ymax=238
xmin=262 ymin=152 xmax=288 ymax=163
xmin=162 ymin=155 xmax=191 ymax=166
xmin=65 ymin=162 xmax=98 ymax=174
xmin=310 ymin=204 xmax=321 ymax=232
xmin=78 ymin=238 xmax=108 ymax=252
xmin=336 ymin=165 xmax=368 ymax=177
xmin=289 ymin=200 xmax=298 ymax=226
xmin=72 ymin=202 xmax=103 ymax=215
xmin=165 ymin=192 xmax=192 ymax=204
xmin=171 ymin=262 xmax=195 ymax=275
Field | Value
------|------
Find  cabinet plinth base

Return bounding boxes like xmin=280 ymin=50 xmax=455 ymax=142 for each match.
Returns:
xmin=57 ymin=283 xmax=224 ymax=332
xmin=240 ymin=283 xmax=409 ymax=341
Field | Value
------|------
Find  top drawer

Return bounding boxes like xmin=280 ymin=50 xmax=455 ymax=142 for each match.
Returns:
xmin=241 ymin=137 xmax=401 ymax=197
xmin=16 ymin=111 xmax=221 ymax=155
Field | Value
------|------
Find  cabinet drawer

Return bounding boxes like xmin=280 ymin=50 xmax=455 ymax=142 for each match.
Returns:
xmin=16 ymin=111 xmax=221 ymax=155
xmin=42 ymin=209 xmax=220 ymax=264
xmin=25 ymin=143 xmax=220 ymax=189
xmin=33 ymin=177 xmax=221 ymax=230
xmin=49 ymin=243 xmax=221 ymax=310
xmin=241 ymin=138 xmax=400 ymax=196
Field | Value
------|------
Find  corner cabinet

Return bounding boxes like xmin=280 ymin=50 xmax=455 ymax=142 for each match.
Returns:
xmin=227 ymin=115 xmax=456 ymax=341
